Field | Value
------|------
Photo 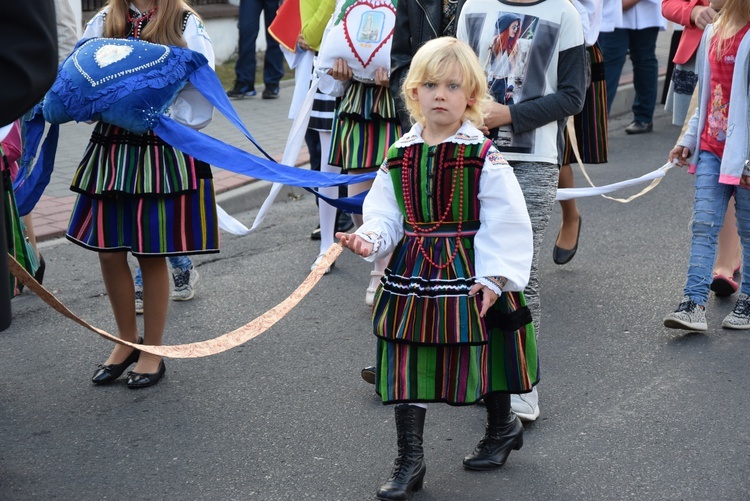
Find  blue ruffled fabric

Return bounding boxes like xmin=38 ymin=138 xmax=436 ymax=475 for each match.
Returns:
xmin=43 ymin=38 xmax=203 ymax=134
xmin=18 ymin=37 xmax=374 ymax=217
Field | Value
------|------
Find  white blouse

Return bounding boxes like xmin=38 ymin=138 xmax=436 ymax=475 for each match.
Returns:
xmin=355 ymin=121 xmax=533 ymax=292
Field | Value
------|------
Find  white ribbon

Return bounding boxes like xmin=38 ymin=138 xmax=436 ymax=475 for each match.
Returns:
xmin=216 ymin=75 xmax=320 ymax=236
xmin=556 ymin=162 xmax=676 ymax=201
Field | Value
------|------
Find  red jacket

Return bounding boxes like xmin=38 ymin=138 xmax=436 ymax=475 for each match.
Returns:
xmin=662 ymin=0 xmax=710 ymax=64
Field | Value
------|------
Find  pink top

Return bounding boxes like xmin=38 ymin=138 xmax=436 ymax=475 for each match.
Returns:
xmin=0 ymin=120 xmax=22 ymax=179
xmin=662 ymin=0 xmax=710 ymax=65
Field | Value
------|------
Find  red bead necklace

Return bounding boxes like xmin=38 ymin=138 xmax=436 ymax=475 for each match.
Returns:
xmin=127 ymin=6 xmax=159 ymax=39
xmin=401 ymin=144 xmax=466 ymax=269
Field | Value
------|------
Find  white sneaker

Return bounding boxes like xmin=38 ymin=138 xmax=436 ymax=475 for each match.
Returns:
xmin=134 ymin=284 xmax=144 ymax=315
xmin=511 ymin=388 xmax=540 ymax=422
xmin=311 ymin=253 xmax=334 ymax=274
xmin=171 ymin=266 xmax=199 ymax=301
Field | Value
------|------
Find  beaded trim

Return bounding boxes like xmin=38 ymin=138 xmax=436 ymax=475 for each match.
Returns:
xmin=73 ymin=39 xmax=171 ymax=88
xmin=401 ymin=144 xmax=466 ymax=269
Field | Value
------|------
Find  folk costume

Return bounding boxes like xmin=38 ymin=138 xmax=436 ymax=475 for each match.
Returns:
xmin=65 ymin=6 xmax=219 ymax=257
xmin=356 ymin=122 xmax=538 ymax=404
xmin=318 ymin=0 xmax=403 ymax=171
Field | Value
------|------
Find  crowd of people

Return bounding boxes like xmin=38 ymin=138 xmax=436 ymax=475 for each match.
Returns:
xmin=3 ymin=0 xmax=750 ymax=499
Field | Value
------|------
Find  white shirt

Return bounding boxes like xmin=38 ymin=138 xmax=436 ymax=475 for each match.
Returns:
xmin=356 ymin=121 xmax=533 ymax=291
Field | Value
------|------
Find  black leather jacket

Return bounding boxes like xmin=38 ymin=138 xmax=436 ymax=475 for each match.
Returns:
xmin=389 ymin=0 xmax=466 ymax=130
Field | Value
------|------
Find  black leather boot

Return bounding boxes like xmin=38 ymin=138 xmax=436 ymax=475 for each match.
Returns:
xmin=463 ymin=393 xmax=523 ymax=470
xmin=376 ymin=404 xmax=427 ymax=501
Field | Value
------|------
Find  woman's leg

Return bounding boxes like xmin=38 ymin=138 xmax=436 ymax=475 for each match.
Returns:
xmin=134 ymin=255 xmax=169 ymax=374
xmin=554 ymin=164 xmax=581 ymax=251
xmin=98 ymin=252 xmax=140 ymax=364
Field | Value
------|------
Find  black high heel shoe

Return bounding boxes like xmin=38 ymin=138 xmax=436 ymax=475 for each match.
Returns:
xmin=91 ymin=337 xmax=143 ymax=384
xmin=127 ymin=359 xmax=166 ymax=389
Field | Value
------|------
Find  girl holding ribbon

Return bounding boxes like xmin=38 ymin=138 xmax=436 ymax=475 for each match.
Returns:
xmin=663 ymin=0 xmax=750 ymax=331
xmin=314 ymin=0 xmax=402 ymax=305
xmin=337 ymin=37 xmax=536 ymax=500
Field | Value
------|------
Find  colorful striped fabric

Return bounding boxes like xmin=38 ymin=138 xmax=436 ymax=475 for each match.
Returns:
xmin=375 ymin=291 xmax=538 ymax=404
xmin=328 ymin=83 xmax=402 ymax=170
xmin=372 ymin=141 xmax=538 ymax=404
xmin=562 ymin=43 xmax=608 ymax=165
xmin=66 ymin=123 xmax=219 ymax=256
xmin=72 ymin=123 xmax=199 ymax=197
xmin=66 ymin=178 xmax=219 ymax=256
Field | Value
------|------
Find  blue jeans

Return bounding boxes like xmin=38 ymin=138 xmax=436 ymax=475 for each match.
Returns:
xmin=597 ymin=27 xmax=659 ymax=123
xmin=235 ymin=0 xmax=284 ymax=87
xmin=684 ymin=151 xmax=750 ymax=305
xmin=134 ymin=256 xmax=192 ymax=287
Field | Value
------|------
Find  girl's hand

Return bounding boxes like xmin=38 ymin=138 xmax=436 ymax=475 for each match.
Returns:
xmin=336 ymin=232 xmax=374 ymax=257
xmin=374 ymin=67 xmax=389 ymax=87
xmin=741 ymin=175 xmax=750 ymax=187
xmin=297 ymin=34 xmax=312 ymax=51
xmin=691 ymin=5 xmax=717 ymax=30
xmin=330 ymin=59 xmax=353 ymax=81
xmin=469 ymin=283 xmax=498 ymax=318
xmin=669 ymin=145 xmax=692 ymax=167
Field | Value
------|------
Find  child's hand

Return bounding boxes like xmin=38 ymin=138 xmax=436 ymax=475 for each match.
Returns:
xmin=330 ymin=59 xmax=353 ymax=81
xmin=469 ymin=283 xmax=498 ymax=318
xmin=374 ymin=68 xmax=389 ymax=87
xmin=741 ymin=175 xmax=750 ymax=187
xmin=336 ymin=232 xmax=374 ymax=257
xmin=669 ymin=145 xmax=692 ymax=167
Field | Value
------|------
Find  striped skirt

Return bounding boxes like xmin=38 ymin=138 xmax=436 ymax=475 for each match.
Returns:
xmin=372 ymin=233 xmax=539 ymax=405
xmin=329 ymin=83 xmax=402 ymax=171
xmin=374 ymin=291 xmax=539 ymax=405
xmin=562 ymin=43 xmax=608 ymax=165
xmin=66 ymin=123 xmax=219 ymax=256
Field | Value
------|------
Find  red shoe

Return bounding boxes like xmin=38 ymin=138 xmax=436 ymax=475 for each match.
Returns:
xmin=711 ymin=274 xmax=739 ymax=297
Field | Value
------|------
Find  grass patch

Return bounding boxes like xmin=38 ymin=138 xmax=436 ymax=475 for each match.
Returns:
xmin=215 ymin=52 xmax=296 ymax=89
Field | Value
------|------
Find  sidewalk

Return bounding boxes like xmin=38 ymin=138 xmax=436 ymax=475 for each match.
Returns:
xmin=31 ymin=29 xmax=674 ymax=242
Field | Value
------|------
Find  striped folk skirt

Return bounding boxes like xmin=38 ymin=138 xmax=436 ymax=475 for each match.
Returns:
xmin=374 ymin=291 xmax=539 ymax=405
xmin=372 ymin=234 xmax=539 ymax=405
xmin=66 ymin=123 xmax=219 ymax=257
xmin=328 ymin=82 xmax=402 ymax=171
xmin=562 ymin=43 xmax=608 ymax=165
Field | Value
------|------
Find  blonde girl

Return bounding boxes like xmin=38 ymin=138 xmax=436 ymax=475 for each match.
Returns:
xmin=664 ymin=0 xmax=750 ymax=331
xmin=337 ymin=37 xmax=536 ymax=500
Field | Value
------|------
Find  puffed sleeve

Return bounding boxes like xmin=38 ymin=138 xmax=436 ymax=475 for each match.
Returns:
xmin=473 ymin=146 xmax=532 ymax=291
xmin=354 ymin=161 xmax=404 ymax=261
xmin=167 ymin=14 xmax=215 ymax=130
xmin=82 ymin=10 xmax=106 ymax=38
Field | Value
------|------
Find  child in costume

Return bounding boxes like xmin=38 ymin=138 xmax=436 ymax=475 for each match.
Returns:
xmin=337 ymin=37 xmax=536 ymax=500
xmin=67 ymin=0 xmax=219 ymax=388
xmin=314 ymin=0 xmax=402 ymax=305
xmin=663 ymin=0 xmax=750 ymax=331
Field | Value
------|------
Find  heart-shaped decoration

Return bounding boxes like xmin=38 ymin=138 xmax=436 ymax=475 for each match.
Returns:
xmin=94 ymin=44 xmax=134 ymax=67
xmin=72 ymin=39 xmax=171 ymax=88
xmin=342 ymin=0 xmax=395 ymax=69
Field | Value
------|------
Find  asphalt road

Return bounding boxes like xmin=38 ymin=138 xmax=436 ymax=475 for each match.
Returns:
xmin=2 ymin=109 xmax=749 ymax=500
